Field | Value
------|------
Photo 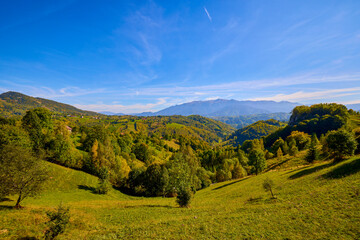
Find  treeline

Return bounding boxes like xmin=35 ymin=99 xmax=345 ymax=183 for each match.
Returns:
xmin=227 ymin=119 xmax=286 ymax=145
xmin=212 ymin=112 xmax=290 ymax=129
xmin=1 ymin=103 xmax=359 ymax=208
xmin=0 ymin=108 xmax=247 ymax=207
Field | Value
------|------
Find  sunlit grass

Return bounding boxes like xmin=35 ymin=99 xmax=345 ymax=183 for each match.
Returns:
xmin=1 ymin=156 xmax=359 ymax=239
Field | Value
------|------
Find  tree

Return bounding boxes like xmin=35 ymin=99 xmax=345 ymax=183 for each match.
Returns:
xmin=263 ymin=178 xmax=276 ymax=199
xmin=326 ymin=129 xmax=357 ymax=161
xmin=271 ymin=138 xmax=285 ymax=154
xmin=0 ymin=145 xmax=49 ymax=208
xmin=306 ymin=134 xmax=320 ymax=163
xmin=248 ymin=149 xmax=266 ymax=175
xmin=132 ymin=142 xmax=152 ymax=165
xmin=277 ymin=147 xmax=283 ymax=161
xmin=288 ymin=138 xmax=298 ymax=156
xmin=144 ymin=163 xmax=169 ymax=196
xmin=286 ymin=131 xmax=310 ymax=151
xmin=95 ymin=167 xmax=111 ymax=194
xmin=22 ymin=108 xmax=53 ymax=151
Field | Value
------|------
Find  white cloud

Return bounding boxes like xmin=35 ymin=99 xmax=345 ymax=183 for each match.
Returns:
xmin=125 ymin=72 xmax=360 ymax=97
xmin=205 ymin=96 xmax=221 ymax=100
xmin=249 ymin=87 xmax=360 ymax=102
xmin=74 ymin=98 xmax=169 ymax=114
xmin=204 ymin=7 xmax=212 ymax=22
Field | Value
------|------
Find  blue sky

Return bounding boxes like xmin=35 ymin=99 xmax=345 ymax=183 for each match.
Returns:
xmin=1 ymin=0 xmax=360 ymax=113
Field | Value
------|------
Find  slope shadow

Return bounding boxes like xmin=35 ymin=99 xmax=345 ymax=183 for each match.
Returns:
xmin=0 ymin=197 xmax=13 ymax=202
xmin=267 ymin=158 xmax=291 ymax=171
xmin=124 ymin=204 xmax=174 ymax=209
xmin=0 ymin=205 xmax=14 ymax=210
xmin=212 ymin=177 xmax=248 ymax=190
xmin=322 ymin=157 xmax=360 ymax=179
xmin=289 ymin=162 xmax=335 ymax=180
xmin=78 ymin=185 xmax=96 ymax=194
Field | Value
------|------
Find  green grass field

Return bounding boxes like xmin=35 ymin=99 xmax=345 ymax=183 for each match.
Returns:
xmin=1 ymin=156 xmax=360 ymax=239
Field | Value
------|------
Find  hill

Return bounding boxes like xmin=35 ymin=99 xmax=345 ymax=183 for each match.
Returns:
xmin=212 ymin=112 xmax=290 ymax=129
xmin=1 ymin=155 xmax=359 ymax=239
xmin=0 ymin=91 xmax=99 ymax=117
xmin=227 ymin=119 xmax=286 ymax=145
xmin=96 ymin=114 xmax=236 ymax=143
xmin=137 ymin=99 xmax=299 ymax=117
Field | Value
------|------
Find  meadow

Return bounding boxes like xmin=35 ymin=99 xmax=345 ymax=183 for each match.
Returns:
xmin=1 ymin=155 xmax=359 ymax=239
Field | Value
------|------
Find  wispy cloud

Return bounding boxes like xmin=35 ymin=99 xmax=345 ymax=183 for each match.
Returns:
xmin=74 ymin=98 xmax=169 ymax=114
xmin=0 ymin=81 xmax=106 ymax=99
xmin=204 ymin=7 xmax=212 ymax=22
xmin=127 ymin=72 xmax=360 ymax=97
xmin=249 ymin=87 xmax=360 ymax=102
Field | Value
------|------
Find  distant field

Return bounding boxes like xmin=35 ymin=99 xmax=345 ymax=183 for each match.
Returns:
xmin=1 ymin=156 xmax=359 ymax=239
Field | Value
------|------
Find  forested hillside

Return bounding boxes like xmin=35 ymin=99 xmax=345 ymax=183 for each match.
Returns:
xmin=0 ymin=101 xmax=359 ymax=239
xmin=0 ymin=91 xmax=99 ymax=117
xmin=212 ymin=112 xmax=290 ymax=129
xmin=227 ymin=119 xmax=286 ymax=145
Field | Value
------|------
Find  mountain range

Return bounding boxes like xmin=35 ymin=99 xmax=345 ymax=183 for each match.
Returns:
xmin=1 ymin=91 xmax=358 ymax=120
xmin=136 ymin=99 xmax=300 ymax=117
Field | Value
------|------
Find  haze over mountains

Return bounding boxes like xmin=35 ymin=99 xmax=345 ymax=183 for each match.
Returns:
xmin=130 ymin=99 xmax=298 ymax=117
xmin=1 ymin=91 xmax=359 ymax=120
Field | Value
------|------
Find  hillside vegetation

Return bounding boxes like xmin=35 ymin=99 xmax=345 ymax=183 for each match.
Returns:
xmin=1 ymin=97 xmax=360 ymax=239
xmin=212 ymin=112 xmax=290 ymax=129
xmin=227 ymin=119 xmax=286 ymax=145
xmin=0 ymin=156 xmax=359 ymax=239
xmin=0 ymin=91 xmax=99 ymax=117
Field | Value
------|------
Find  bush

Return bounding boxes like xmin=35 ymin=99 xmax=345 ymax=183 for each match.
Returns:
xmin=326 ymin=129 xmax=357 ymax=161
xmin=176 ymin=188 xmax=192 ymax=207
xmin=44 ymin=204 xmax=70 ymax=240
xmin=95 ymin=178 xmax=111 ymax=194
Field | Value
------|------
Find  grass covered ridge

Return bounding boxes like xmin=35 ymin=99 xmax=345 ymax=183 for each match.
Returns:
xmin=1 ymin=156 xmax=360 ymax=239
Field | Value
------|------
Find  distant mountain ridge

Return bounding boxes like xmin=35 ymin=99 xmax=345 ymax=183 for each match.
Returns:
xmin=0 ymin=91 xmax=100 ymax=117
xmin=137 ymin=99 xmax=299 ymax=117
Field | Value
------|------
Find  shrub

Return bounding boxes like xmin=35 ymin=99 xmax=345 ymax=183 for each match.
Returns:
xmin=176 ymin=188 xmax=192 ymax=207
xmin=326 ymin=129 xmax=357 ymax=161
xmin=44 ymin=204 xmax=70 ymax=240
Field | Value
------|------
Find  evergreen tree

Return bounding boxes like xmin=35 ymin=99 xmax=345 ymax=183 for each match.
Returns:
xmin=277 ymin=147 xmax=283 ymax=161
xmin=248 ymin=149 xmax=266 ymax=175
xmin=288 ymin=138 xmax=298 ymax=156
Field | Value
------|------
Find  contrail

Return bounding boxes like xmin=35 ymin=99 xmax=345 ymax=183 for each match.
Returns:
xmin=204 ymin=7 xmax=212 ymax=22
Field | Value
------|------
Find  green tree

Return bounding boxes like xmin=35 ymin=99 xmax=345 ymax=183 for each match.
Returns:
xmin=288 ymin=138 xmax=298 ymax=156
xmin=271 ymin=138 xmax=285 ymax=154
xmin=144 ymin=163 xmax=169 ymax=196
xmin=286 ymin=131 xmax=310 ymax=151
xmin=0 ymin=145 xmax=49 ymax=208
xmin=277 ymin=147 xmax=283 ymax=161
xmin=132 ymin=142 xmax=152 ymax=165
xmin=95 ymin=167 xmax=111 ymax=194
xmin=326 ymin=129 xmax=357 ymax=161
xmin=22 ymin=108 xmax=53 ymax=151
xmin=263 ymin=178 xmax=276 ymax=199
xmin=306 ymin=134 xmax=320 ymax=163
xmin=248 ymin=149 xmax=266 ymax=175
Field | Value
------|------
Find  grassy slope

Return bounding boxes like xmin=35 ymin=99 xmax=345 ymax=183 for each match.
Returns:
xmin=1 ymin=157 xmax=360 ymax=239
